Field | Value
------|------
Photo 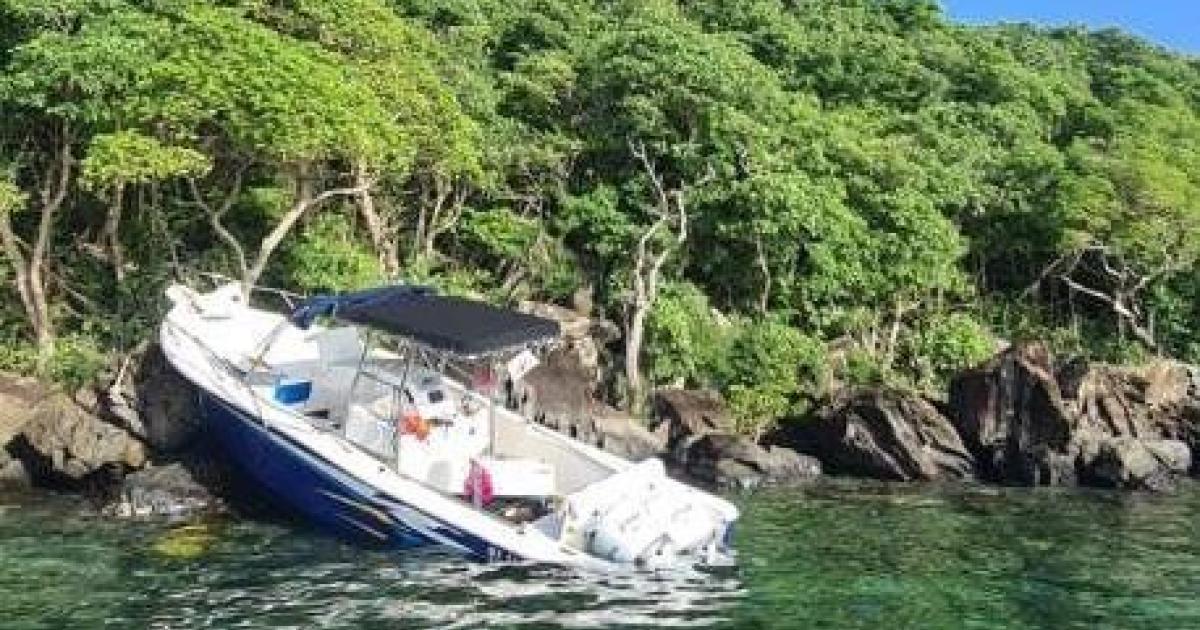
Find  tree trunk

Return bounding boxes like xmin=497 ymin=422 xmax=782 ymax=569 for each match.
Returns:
xmin=754 ymin=234 xmax=770 ymax=314
xmin=104 ymin=183 xmax=126 ymax=282
xmin=624 ymin=301 xmax=648 ymax=415
xmin=354 ymin=164 xmax=399 ymax=278
xmin=0 ymin=125 xmax=72 ymax=367
xmin=242 ymin=163 xmax=374 ymax=298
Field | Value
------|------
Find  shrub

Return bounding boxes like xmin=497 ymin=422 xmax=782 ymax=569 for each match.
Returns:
xmin=645 ymin=282 xmax=729 ymax=387
xmin=720 ymin=321 xmax=826 ymax=438
xmin=902 ymin=311 xmax=994 ymax=387
xmin=284 ymin=212 xmax=383 ymax=293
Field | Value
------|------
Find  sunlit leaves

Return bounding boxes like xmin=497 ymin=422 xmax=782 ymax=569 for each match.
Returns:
xmin=81 ymin=131 xmax=209 ymax=190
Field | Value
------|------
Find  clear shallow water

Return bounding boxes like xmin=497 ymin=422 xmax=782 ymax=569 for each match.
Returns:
xmin=3 ymin=482 xmax=1200 ymax=629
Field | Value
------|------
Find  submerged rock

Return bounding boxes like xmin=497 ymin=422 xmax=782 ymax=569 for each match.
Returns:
xmin=104 ymin=462 xmax=221 ymax=519
xmin=778 ymin=388 xmax=974 ymax=481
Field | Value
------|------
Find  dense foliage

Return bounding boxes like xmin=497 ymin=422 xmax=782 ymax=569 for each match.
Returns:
xmin=2 ymin=0 xmax=1198 ymax=431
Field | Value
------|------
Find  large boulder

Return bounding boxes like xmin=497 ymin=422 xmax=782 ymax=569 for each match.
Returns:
xmin=590 ymin=411 xmax=666 ymax=461
xmin=949 ymin=344 xmax=1198 ymax=489
xmin=517 ymin=301 xmax=618 ymax=385
xmin=651 ymin=389 xmax=734 ymax=447
xmin=777 ymin=388 xmax=974 ymax=481
xmin=674 ymin=433 xmax=821 ymax=490
xmin=0 ymin=448 xmax=30 ymax=489
xmin=949 ymin=343 xmax=1083 ymax=485
xmin=510 ymin=338 xmax=668 ymax=460
xmin=16 ymin=392 xmax=147 ymax=481
xmin=511 ymin=346 xmax=596 ymax=433
xmin=106 ymin=346 xmax=201 ymax=453
xmin=0 ymin=373 xmax=146 ymax=487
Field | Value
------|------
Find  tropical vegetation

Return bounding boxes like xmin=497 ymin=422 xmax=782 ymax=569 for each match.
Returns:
xmin=2 ymin=0 xmax=1198 ymax=434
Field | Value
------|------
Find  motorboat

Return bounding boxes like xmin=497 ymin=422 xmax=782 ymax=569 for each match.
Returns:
xmin=159 ymin=282 xmax=738 ymax=569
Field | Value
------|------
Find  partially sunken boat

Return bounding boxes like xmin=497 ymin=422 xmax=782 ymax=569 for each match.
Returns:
xmin=160 ymin=282 xmax=738 ymax=569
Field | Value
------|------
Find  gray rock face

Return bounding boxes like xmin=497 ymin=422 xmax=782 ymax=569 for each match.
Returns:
xmin=112 ymin=346 xmax=201 ymax=453
xmin=1083 ymin=438 xmax=1191 ymax=492
xmin=512 ymin=342 xmax=665 ymax=461
xmin=517 ymin=301 xmax=618 ymax=385
xmin=778 ymin=388 xmax=974 ymax=481
xmin=652 ymin=389 xmax=733 ymax=447
xmin=949 ymin=344 xmax=1076 ymax=484
xmin=590 ymin=413 xmax=665 ymax=461
xmin=950 ymin=344 xmax=1198 ymax=490
xmin=512 ymin=346 xmax=596 ymax=432
xmin=104 ymin=462 xmax=220 ymax=519
xmin=0 ymin=448 xmax=30 ymax=489
xmin=0 ymin=376 xmax=45 ymax=446
xmin=7 ymin=384 xmax=146 ymax=482
xmin=676 ymin=433 xmax=821 ymax=490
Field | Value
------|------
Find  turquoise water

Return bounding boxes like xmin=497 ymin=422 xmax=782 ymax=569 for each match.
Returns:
xmin=3 ymin=482 xmax=1200 ymax=629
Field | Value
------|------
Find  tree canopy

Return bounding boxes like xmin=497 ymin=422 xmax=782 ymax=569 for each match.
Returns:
xmin=2 ymin=0 xmax=1199 ymax=423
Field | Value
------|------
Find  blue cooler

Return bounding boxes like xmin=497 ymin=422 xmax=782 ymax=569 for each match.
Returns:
xmin=273 ymin=378 xmax=313 ymax=405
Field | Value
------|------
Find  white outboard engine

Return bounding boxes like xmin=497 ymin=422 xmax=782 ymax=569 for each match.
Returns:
xmin=560 ymin=459 xmax=736 ymax=566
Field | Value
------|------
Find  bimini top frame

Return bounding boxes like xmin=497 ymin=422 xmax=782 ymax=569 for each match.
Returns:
xmin=289 ymin=286 xmax=560 ymax=359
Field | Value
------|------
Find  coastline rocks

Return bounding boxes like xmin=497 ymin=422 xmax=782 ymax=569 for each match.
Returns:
xmin=949 ymin=343 xmax=1078 ymax=485
xmin=776 ymin=388 xmax=974 ymax=481
xmin=512 ymin=346 xmax=596 ymax=434
xmin=0 ymin=376 xmax=47 ymax=445
xmin=9 ymin=386 xmax=146 ymax=483
xmin=104 ymin=462 xmax=221 ymax=519
xmin=675 ymin=433 xmax=821 ymax=490
xmin=589 ymin=410 xmax=666 ymax=461
xmin=949 ymin=344 xmax=1197 ymax=490
xmin=513 ymin=341 xmax=665 ymax=461
xmin=652 ymin=389 xmax=734 ymax=447
xmin=518 ymin=301 xmax=618 ymax=385
xmin=1081 ymin=438 xmax=1191 ymax=492
xmin=0 ymin=448 xmax=30 ymax=489
xmin=120 ymin=346 xmax=201 ymax=453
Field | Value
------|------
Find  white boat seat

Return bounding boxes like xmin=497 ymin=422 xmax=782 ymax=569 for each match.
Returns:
xmin=418 ymin=454 xmax=555 ymax=499
xmin=474 ymin=457 xmax=556 ymax=498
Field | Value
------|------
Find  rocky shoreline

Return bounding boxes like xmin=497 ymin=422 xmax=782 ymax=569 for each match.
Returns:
xmin=1 ymin=338 xmax=1198 ymax=521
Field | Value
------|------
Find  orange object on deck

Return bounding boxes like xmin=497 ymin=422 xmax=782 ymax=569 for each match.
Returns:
xmin=399 ymin=411 xmax=430 ymax=441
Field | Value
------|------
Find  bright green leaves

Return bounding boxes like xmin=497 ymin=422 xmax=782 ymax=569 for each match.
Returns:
xmin=645 ymin=282 xmax=726 ymax=387
xmin=149 ymin=5 xmax=402 ymax=164
xmin=462 ymin=207 xmax=539 ymax=261
xmin=0 ymin=5 xmax=170 ymax=126
xmin=0 ymin=178 xmax=25 ymax=216
xmin=81 ymin=131 xmax=209 ymax=191
xmin=1055 ymin=103 xmax=1200 ymax=274
xmin=283 ymin=213 xmax=383 ymax=293
xmin=578 ymin=8 xmax=788 ymax=166
xmin=722 ymin=320 xmax=826 ymax=436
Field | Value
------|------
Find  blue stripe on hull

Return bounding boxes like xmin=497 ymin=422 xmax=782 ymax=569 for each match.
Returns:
xmin=200 ymin=392 xmax=520 ymax=562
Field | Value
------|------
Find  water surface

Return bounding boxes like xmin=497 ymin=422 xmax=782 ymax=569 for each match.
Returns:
xmin=3 ymin=481 xmax=1199 ymax=629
